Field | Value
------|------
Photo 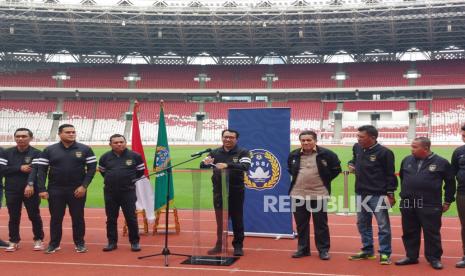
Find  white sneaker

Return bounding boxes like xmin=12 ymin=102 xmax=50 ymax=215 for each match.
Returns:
xmin=33 ymin=240 xmax=44 ymax=251
xmin=5 ymin=242 xmax=19 ymax=252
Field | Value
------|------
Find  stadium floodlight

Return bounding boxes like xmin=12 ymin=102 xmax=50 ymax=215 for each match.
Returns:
xmin=403 ymin=69 xmax=421 ymax=79
xmin=122 ymin=20 xmax=126 ymax=26
xmin=332 ymin=72 xmax=347 ymax=81
xmin=9 ymin=24 xmax=14 ymax=35
xmin=52 ymin=71 xmax=70 ymax=81
xmin=158 ymin=29 xmax=163 ymax=38
xmin=124 ymin=73 xmax=141 ymax=82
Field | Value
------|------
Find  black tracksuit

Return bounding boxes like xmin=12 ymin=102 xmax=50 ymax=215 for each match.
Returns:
xmin=0 ymin=147 xmax=4 ymax=207
xmin=0 ymin=146 xmax=44 ymax=243
xmin=200 ymin=145 xmax=251 ymax=249
xmin=287 ymin=146 xmax=341 ymax=254
xmin=98 ymin=149 xmax=145 ymax=245
xmin=348 ymin=143 xmax=398 ymax=196
xmin=34 ymin=142 xmax=96 ymax=247
xmin=452 ymin=145 xmax=465 ymax=255
xmin=399 ymin=153 xmax=456 ymax=262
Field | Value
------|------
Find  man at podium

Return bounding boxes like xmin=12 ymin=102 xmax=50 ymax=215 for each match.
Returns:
xmin=200 ymin=129 xmax=251 ymax=256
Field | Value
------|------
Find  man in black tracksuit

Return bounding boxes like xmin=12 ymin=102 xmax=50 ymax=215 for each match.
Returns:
xmin=98 ymin=134 xmax=145 ymax=252
xmin=200 ymin=129 xmax=251 ymax=256
xmin=287 ymin=130 xmax=341 ymax=260
xmin=35 ymin=124 xmax=96 ymax=254
xmin=0 ymin=128 xmax=44 ymax=251
xmin=347 ymin=125 xmax=397 ymax=265
xmin=396 ymin=137 xmax=455 ymax=270
xmin=451 ymin=124 xmax=465 ymax=268
xmin=0 ymin=146 xmax=9 ymax=248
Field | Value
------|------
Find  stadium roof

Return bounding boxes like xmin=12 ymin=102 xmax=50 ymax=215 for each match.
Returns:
xmin=1 ymin=0 xmax=465 ymax=63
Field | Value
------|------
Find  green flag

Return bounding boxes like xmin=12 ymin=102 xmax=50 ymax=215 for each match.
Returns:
xmin=154 ymin=102 xmax=174 ymax=211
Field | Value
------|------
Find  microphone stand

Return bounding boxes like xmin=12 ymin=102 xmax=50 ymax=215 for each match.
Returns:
xmin=138 ymin=152 xmax=208 ymax=266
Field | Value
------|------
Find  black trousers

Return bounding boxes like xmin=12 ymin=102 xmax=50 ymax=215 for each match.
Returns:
xmin=104 ymin=189 xmax=139 ymax=244
xmin=292 ymin=198 xmax=330 ymax=253
xmin=48 ymin=189 xmax=86 ymax=247
xmin=400 ymin=202 xmax=443 ymax=262
xmin=213 ymin=185 xmax=244 ymax=249
xmin=6 ymin=192 xmax=44 ymax=243
xmin=457 ymin=194 xmax=465 ymax=255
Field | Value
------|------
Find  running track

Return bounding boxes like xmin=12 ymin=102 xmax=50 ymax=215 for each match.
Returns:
xmin=0 ymin=208 xmax=463 ymax=275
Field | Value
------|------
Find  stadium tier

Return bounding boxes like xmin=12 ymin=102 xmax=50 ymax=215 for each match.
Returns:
xmin=1 ymin=98 xmax=464 ymax=144
xmin=2 ymin=60 xmax=465 ymax=89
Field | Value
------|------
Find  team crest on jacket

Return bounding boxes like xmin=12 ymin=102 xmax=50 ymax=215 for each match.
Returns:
xmin=126 ymin=159 xmax=133 ymax=166
xmin=24 ymin=156 xmax=32 ymax=164
xmin=244 ymin=149 xmax=281 ymax=190
xmin=369 ymin=155 xmax=376 ymax=162
xmin=155 ymin=146 xmax=170 ymax=172
xmin=429 ymin=164 xmax=437 ymax=172
xmin=75 ymin=151 xmax=82 ymax=158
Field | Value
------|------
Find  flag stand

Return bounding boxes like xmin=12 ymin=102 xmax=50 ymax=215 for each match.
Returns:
xmin=138 ymin=153 xmax=207 ymax=266
xmin=153 ymin=208 xmax=180 ymax=234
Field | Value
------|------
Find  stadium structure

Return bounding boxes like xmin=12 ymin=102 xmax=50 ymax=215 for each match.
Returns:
xmin=1 ymin=0 xmax=465 ymax=144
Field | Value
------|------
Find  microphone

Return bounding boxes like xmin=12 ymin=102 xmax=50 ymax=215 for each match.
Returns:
xmin=191 ymin=148 xmax=212 ymax=157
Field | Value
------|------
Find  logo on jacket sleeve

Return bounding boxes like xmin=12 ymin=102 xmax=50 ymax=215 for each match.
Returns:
xmin=244 ymin=149 xmax=281 ymax=190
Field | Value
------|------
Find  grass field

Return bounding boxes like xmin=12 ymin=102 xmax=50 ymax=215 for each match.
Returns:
xmin=23 ymin=144 xmax=459 ymax=216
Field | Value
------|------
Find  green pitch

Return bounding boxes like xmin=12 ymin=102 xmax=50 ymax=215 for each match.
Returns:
xmin=23 ymin=144 xmax=458 ymax=216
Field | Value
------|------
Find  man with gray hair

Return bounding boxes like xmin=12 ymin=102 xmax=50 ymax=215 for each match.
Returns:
xmin=396 ymin=137 xmax=456 ymax=270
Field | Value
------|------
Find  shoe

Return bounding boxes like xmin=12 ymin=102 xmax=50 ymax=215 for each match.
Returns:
xmin=233 ymin=247 xmax=244 ymax=256
xmin=292 ymin=251 xmax=310 ymax=258
xmin=131 ymin=243 xmax=141 ymax=252
xmin=75 ymin=244 xmax=88 ymax=253
xmin=430 ymin=260 xmax=443 ymax=270
xmin=5 ymin=242 xmax=19 ymax=252
xmin=348 ymin=251 xmax=376 ymax=260
xmin=207 ymin=245 xmax=222 ymax=255
xmin=102 ymin=243 xmax=117 ymax=252
xmin=319 ymin=251 xmax=330 ymax=260
xmin=379 ymin=254 xmax=392 ymax=265
xmin=456 ymin=256 xmax=465 ymax=268
xmin=0 ymin=239 xmax=8 ymax=248
xmin=33 ymin=240 xmax=44 ymax=251
xmin=44 ymin=245 xmax=61 ymax=254
xmin=395 ymin=257 xmax=419 ymax=266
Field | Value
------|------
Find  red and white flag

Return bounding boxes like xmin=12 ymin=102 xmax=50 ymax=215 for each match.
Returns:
xmin=131 ymin=101 xmax=155 ymax=223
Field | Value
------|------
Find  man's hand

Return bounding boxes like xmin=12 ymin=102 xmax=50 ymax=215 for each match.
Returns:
xmin=74 ymin=185 xmax=87 ymax=198
xmin=20 ymin=165 xmax=32 ymax=173
xmin=442 ymin=202 xmax=450 ymax=213
xmin=202 ymin=156 xmax=215 ymax=165
xmin=386 ymin=194 xmax=396 ymax=208
xmin=348 ymin=164 xmax=355 ymax=173
xmin=24 ymin=185 xmax=34 ymax=198
xmin=215 ymin=163 xmax=228 ymax=169
xmin=39 ymin=192 xmax=49 ymax=200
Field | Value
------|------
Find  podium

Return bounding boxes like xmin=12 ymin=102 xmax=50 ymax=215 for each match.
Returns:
xmin=182 ymin=169 xmax=239 ymax=266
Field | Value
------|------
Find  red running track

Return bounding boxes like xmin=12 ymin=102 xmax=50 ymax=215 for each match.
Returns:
xmin=0 ymin=208 xmax=463 ymax=276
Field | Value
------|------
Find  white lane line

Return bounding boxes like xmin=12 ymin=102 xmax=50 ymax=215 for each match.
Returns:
xmin=0 ymin=260 xmax=360 ymax=276
xmin=19 ymin=241 xmax=464 ymax=260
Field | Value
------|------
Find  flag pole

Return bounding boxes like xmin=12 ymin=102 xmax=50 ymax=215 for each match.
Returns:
xmin=138 ymin=100 xmax=193 ymax=266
